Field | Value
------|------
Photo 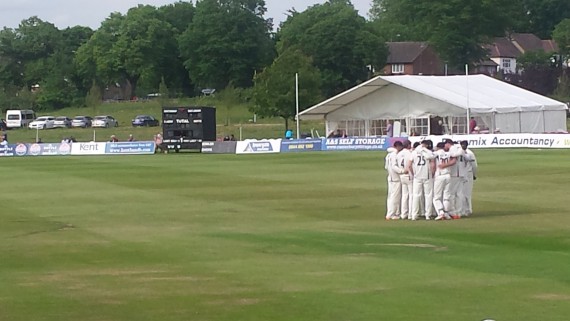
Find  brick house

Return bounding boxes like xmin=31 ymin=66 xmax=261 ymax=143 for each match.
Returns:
xmin=383 ymin=42 xmax=444 ymax=75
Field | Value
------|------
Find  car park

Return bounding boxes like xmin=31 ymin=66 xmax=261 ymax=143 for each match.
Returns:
xmin=92 ymin=115 xmax=119 ymax=128
xmin=71 ymin=116 xmax=93 ymax=128
xmin=53 ymin=116 xmax=72 ymax=128
xmin=28 ymin=116 xmax=56 ymax=129
xmin=132 ymin=115 xmax=160 ymax=127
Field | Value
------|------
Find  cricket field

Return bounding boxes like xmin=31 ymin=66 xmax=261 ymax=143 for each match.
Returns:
xmin=0 ymin=150 xmax=569 ymax=321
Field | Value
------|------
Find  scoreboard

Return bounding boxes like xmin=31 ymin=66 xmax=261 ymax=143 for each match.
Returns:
xmin=162 ymin=106 xmax=216 ymax=152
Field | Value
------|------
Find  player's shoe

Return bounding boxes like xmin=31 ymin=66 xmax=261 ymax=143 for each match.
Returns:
xmin=385 ymin=216 xmax=400 ymax=221
xmin=425 ymin=216 xmax=431 ymax=221
xmin=400 ymin=215 xmax=408 ymax=220
xmin=435 ymin=215 xmax=445 ymax=221
xmin=444 ymin=213 xmax=452 ymax=220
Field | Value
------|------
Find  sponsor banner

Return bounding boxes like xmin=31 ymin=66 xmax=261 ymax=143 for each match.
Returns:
xmin=281 ymin=139 xmax=323 ymax=152
xmin=105 ymin=141 xmax=156 ymax=155
xmin=201 ymin=141 xmax=237 ymax=154
xmin=323 ymin=137 xmax=387 ymax=151
xmin=236 ymin=139 xmax=282 ymax=154
xmin=0 ymin=144 xmax=15 ymax=157
xmin=71 ymin=142 xmax=107 ymax=155
xmin=409 ymin=134 xmax=570 ymax=149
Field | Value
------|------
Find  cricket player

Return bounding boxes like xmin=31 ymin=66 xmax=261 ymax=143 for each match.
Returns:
xmin=397 ymin=140 xmax=413 ymax=219
xmin=460 ymin=141 xmax=478 ymax=215
xmin=447 ymin=140 xmax=465 ymax=219
xmin=407 ymin=140 xmax=436 ymax=220
xmin=385 ymin=141 xmax=404 ymax=220
xmin=433 ymin=139 xmax=458 ymax=220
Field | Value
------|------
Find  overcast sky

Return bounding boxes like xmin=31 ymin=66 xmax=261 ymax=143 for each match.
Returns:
xmin=0 ymin=0 xmax=372 ymax=30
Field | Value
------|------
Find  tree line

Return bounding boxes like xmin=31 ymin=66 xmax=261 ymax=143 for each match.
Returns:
xmin=0 ymin=0 xmax=569 ymax=125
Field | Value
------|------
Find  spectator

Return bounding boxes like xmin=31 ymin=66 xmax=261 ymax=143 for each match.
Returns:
xmin=285 ymin=129 xmax=293 ymax=139
xmin=386 ymin=120 xmax=393 ymax=137
xmin=128 ymin=134 xmax=135 ymax=142
xmin=230 ymin=134 xmax=236 ymax=141
xmin=69 ymin=136 xmax=76 ymax=143
xmin=469 ymin=117 xmax=477 ymax=134
xmin=154 ymin=133 xmax=166 ymax=153
xmin=1 ymin=134 xmax=7 ymax=146
xmin=109 ymin=135 xmax=119 ymax=142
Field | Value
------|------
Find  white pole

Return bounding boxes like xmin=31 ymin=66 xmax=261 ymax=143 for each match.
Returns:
xmin=36 ymin=126 xmax=39 ymax=143
xmin=239 ymin=125 xmax=243 ymax=141
xmin=465 ymin=64 xmax=471 ymax=134
xmin=295 ymin=73 xmax=300 ymax=139
xmin=93 ymin=130 xmax=96 ymax=142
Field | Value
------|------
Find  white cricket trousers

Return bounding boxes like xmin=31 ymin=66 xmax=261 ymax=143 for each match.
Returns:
xmin=448 ymin=176 xmax=460 ymax=215
xmin=412 ymin=178 xmax=434 ymax=219
xmin=400 ymin=175 xmax=413 ymax=218
xmin=464 ymin=173 xmax=474 ymax=215
xmin=454 ymin=177 xmax=468 ymax=215
xmin=433 ymin=174 xmax=453 ymax=216
xmin=386 ymin=178 xmax=402 ymax=218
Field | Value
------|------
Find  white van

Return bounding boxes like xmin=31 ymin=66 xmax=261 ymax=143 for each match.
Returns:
xmin=5 ymin=110 xmax=36 ymax=128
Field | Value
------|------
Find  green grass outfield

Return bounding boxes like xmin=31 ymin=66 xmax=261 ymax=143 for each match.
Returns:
xmin=1 ymin=150 xmax=569 ymax=321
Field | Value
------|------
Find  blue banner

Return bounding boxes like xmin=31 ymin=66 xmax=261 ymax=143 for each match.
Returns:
xmin=323 ymin=137 xmax=387 ymax=151
xmin=0 ymin=144 xmax=15 ymax=157
xmin=281 ymin=139 xmax=323 ymax=152
xmin=105 ymin=142 xmax=156 ymax=155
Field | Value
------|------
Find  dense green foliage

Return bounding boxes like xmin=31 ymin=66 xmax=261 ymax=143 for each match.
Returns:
xmin=277 ymin=0 xmax=387 ymax=97
xmin=0 ymin=0 xmax=569 ymax=113
xmin=1 ymin=150 xmax=570 ymax=320
xmin=251 ymin=49 xmax=321 ymax=129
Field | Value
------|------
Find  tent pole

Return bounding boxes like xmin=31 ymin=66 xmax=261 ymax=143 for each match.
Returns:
xmin=295 ymin=73 xmax=300 ymax=139
xmin=465 ymin=64 xmax=470 ymax=135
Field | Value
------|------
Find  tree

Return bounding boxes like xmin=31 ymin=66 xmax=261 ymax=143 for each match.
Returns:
xmin=553 ymin=19 xmax=570 ymax=59
xmin=503 ymin=51 xmax=560 ymax=95
xmin=178 ymin=0 xmax=274 ymax=90
xmin=76 ymin=6 xmax=178 ymax=99
xmin=510 ymin=0 xmax=570 ymax=38
xmin=85 ymin=81 xmax=102 ymax=107
xmin=278 ymin=0 xmax=387 ymax=97
xmin=370 ymin=0 xmax=514 ymax=69
xmin=251 ymin=49 xmax=321 ymax=130
xmin=158 ymin=76 xmax=170 ymax=106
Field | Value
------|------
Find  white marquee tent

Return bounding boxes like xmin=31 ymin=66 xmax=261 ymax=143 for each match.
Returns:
xmin=299 ymin=75 xmax=568 ymax=136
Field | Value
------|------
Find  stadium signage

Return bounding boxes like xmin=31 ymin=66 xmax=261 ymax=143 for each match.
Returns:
xmin=410 ymin=134 xmax=569 ymax=149
xmin=323 ymin=137 xmax=386 ymax=151
xmin=105 ymin=142 xmax=155 ymax=155
xmin=236 ymin=139 xmax=282 ymax=154
xmin=281 ymin=139 xmax=323 ymax=152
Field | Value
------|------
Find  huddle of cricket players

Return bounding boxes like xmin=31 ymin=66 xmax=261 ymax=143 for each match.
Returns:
xmin=384 ymin=138 xmax=478 ymax=221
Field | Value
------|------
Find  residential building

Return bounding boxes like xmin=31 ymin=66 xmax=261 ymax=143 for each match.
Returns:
xmin=383 ymin=42 xmax=444 ymax=76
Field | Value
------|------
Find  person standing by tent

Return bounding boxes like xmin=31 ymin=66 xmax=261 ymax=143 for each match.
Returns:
xmin=469 ymin=117 xmax=477 ymax=134
xmin=385 ymin=141 xmax=404 ymax=220
xmin=386 ymin=120 xmax=393 ymax=137
xmin=397 ymin=140 xmax=413 ymax=219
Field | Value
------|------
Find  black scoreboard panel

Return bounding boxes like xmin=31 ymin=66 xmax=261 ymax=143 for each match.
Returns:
xmin=162 ymin=106 xmax=216 ymax=151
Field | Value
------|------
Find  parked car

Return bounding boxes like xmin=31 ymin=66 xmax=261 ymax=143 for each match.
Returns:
xmin=71 ymin=116 xmax=92 ymax=128
xmin=132 ymin=115 xmax=159 ymax=127
xmin=29 ymin=116 xmax=56 ymax=129
xmin=92 ymin=115 xmax=119 ymax=128
xmin=53 ymin=116 xmax=72 ymax=128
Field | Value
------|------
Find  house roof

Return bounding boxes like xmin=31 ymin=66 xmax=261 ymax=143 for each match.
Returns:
xmin=488 ymin=33 xmax=559 ymax=58
xmin=487 ymin=37 xmax=521 ymax=58
xmin=298 ymin=75 xmax=568 ymax=120
xmin=386 ymin=42 xmax=429 ymax=64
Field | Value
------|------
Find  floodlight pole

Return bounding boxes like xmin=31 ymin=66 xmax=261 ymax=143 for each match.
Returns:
xmin=465 ymin=64 xmax=471 ymax=135
xmin=295 ymin=73 xmax=300 ymax=139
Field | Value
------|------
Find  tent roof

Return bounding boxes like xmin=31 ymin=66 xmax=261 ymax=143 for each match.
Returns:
xmin=299 ymin=74 xmax=568 ymax=119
